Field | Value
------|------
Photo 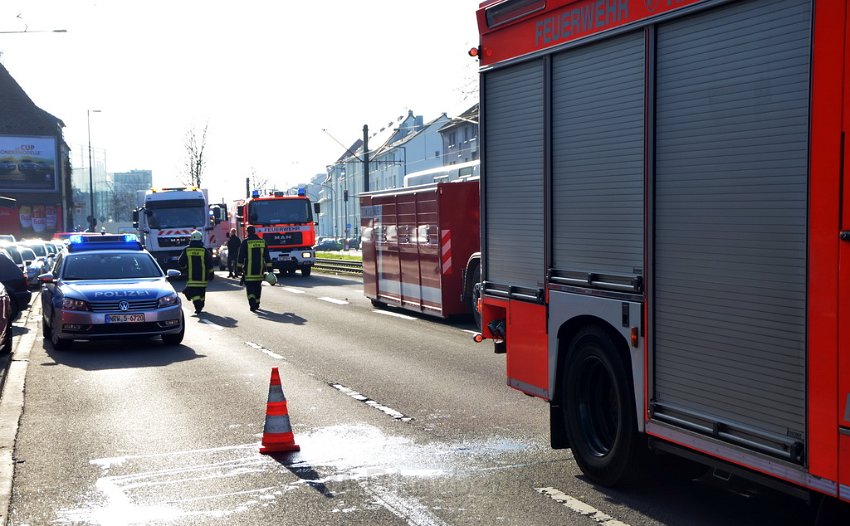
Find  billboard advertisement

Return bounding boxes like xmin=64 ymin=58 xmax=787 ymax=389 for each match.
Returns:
xmin=0 ymin=200 xmax=63 ymax=239
xmin=0 ymin=135 xmax=58 ymax=192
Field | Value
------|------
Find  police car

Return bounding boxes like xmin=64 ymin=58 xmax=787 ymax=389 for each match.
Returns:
xmin=40 ymin=234 xmax=185 ymax=349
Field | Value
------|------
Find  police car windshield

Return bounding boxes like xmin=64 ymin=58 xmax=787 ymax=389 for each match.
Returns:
xmin=62 ymin=253 xmax=163 ymax=280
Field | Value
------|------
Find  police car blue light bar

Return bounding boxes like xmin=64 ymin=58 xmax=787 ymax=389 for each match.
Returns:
xmin=68 ymin=234 xmax=143 ymax=252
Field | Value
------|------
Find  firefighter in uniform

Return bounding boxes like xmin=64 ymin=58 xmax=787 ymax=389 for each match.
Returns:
xmin=236 ymin=225 xmax=273 ymax=311
xmin=177 ymin=230 xmax=213 ymax=313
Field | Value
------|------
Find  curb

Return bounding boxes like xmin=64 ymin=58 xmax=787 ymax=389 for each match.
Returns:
xmin=0 ymin=297 xmax=40 ymax=525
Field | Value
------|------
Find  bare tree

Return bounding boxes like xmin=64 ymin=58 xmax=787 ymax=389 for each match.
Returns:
xmin=249 ymin=167 xmax=269 ymax=195
xmin=181 ymin=122 xmax=209 ymax=188
xmin=106 ymin=182 xmax=136 ymax=223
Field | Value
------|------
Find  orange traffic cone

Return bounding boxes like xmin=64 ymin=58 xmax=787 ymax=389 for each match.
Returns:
xmin=259 ymin=367 xmax=301 ymax=454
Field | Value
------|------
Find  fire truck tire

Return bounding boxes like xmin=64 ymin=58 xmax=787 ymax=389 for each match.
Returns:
xmin=301 ymin=266 xmax=312 ymax=277
xmin=561 ymin=325 xmax=644 ymax=487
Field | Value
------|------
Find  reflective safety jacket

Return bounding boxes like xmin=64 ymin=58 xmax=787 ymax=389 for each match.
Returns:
xmin=177 ymin=240 xmax=213 ymax=287
xmin=237 ymin=234 xmax=272 ymax=281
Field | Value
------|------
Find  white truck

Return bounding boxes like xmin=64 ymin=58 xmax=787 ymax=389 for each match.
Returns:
xmin=132 ymin=187 xmax=226 ymax=270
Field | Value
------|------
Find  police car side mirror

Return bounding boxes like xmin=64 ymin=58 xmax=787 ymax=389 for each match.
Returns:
xmin=166 ymin=269 xmax=181 ymax=280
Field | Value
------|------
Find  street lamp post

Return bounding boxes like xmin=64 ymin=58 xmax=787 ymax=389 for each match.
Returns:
xmin=87 ymin=109 xmax=101 ymax=231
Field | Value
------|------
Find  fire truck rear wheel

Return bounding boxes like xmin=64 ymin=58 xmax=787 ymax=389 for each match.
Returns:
xmin=562 ymin=325 xmax=643 ymax=487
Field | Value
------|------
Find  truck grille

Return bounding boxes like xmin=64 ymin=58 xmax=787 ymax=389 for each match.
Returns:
xmin=157 ymin=236 xmax=190 ymax=248
xmin=90 ymin=300 xmax=159 ymax=312
xmin=264 ymin=232 xmax=303 ymax=246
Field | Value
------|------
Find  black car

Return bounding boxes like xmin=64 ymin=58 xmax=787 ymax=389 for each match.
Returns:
xmin=0 ymin=282 xmax=12 ymax=355
xmin=0 ymin=251 xmax=32 ymax=321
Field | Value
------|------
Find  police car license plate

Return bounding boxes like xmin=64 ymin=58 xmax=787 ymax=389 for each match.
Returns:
xmin=105 ymin=314 xmax=145 ymax=323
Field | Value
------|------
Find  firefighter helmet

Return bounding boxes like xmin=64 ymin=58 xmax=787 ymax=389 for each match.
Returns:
xmin=190 ymin=230 xmax=203 ymax=241
xmin=264 ymin=272 xmax=277 ymax=286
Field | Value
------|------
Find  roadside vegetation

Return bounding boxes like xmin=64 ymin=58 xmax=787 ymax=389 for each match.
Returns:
xmin=316 ymin=251 xmax=362 ymax=261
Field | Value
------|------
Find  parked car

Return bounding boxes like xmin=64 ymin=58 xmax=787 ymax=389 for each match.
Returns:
xmin=40 ymin=234 xmax=185 ymax=349
xmin=345 ymin=237 xmax=361 ymax=250
xmin=314 ymin=238 xmax=343 ymax=251
xmin=20 ymin=239 xmax=53 ymax=267
xmin=0 ymin=251 xmax=31 ymax=321
xmin=0 ymin=234 xmax=16 ymax=243
xmin=218 ymin=243 xmax=229 ymax=270
xmin=0 ymin=282 xmax=12 ymax=355
xmin=17 ymin=246 xmax=46 ymax=289
xmin=0 ymin=242 xmax=26 ymax=271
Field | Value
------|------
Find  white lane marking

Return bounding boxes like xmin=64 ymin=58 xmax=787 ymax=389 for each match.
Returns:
xmin=281 ymin=287 xmax=305 ymax=294
xmin=363 ymin=482 xmax=448 ymax=526
xmin=330 ymin=383 xmax=413 ymax=422
xmin=245 ymin=341 xmax=285 ymax=360
xmin=536 ymin=487 xmax=630 ymax=526
xmin=372 ymin=310 xmax=416 ymax=320
xmin=460 ymin=329 xmax=478 ymax=335
xmin=318 ymin=297 xmax=349 ymax=305
xmin=199 ymin=319 xmax=224 ymax=330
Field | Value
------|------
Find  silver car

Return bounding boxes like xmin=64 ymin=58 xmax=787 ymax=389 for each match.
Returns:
xmin=40 ymin=234 xmax=184 ymax=349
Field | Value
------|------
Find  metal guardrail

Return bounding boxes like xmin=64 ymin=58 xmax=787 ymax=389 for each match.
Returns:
xmin=313 ymin=258 xmax=363 ymax=275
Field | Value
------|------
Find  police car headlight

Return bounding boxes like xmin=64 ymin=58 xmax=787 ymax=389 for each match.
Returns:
xmin=157 ymin=292 xmax=179 ymax=308
xmin=62 ymin=298 xmax=90 ymax=311
xmin=302 ymin=251 xmax=312 ymax=259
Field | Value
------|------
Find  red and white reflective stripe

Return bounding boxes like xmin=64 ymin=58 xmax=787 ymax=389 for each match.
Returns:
xmin=158 ymin=229 xmax=192 ymax=236
xmin=441 ymin=229 xmax=452 ymax=274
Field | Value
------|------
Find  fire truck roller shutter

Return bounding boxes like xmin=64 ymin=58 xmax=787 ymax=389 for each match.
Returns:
xmin=652 ymin=0 xmax=811 ymax=460
xmin=483 ymin=59 xmax=545 ymax=293
xmin=551 ymin=30 xmax=645 ymax=280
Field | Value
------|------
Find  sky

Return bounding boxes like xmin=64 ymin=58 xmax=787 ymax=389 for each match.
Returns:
xmin=0 ymin=0 xmax=483 ymax=204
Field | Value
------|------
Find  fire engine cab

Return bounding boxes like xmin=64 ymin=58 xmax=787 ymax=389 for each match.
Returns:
xmin=234 ymin=188 xmax=317 ymax=277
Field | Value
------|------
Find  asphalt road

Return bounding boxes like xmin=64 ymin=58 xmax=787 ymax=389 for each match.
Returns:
xmin=0 ymin=272 xmax=840 ymax=525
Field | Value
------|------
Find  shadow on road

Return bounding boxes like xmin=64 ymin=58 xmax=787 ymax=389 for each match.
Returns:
xmin=191 ymin=311 xmax=238 ymax=328
xmin=269 ymin=273 xmax=360 ymax=290
xmin=11 ymin=325 xmax=31 ymax=337
xmin=582 ymin=462 xmax=847 ymax=526
xmin=42 ymin=338 xmax=205 ymax=371
xmin=254 ymin=309 xmax=306 ymax=325
xmin=268 ymin=454 xmax=334 ymax=498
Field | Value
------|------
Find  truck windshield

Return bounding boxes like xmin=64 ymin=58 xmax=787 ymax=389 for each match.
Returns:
xmin=146 ymin=204 xmax=207 ymax=229
xmin=248 ymin=200 xmax=312 ymax=224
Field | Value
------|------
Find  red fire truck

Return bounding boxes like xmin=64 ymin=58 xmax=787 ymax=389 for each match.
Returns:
xmin=233 ymin=189 xmax=317 ymax=276
xmin=360 ymin=180 xmax=481 ymax=325
xmin=474 ymin=0 xmax=850 ymax=505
